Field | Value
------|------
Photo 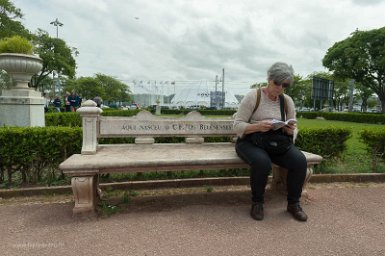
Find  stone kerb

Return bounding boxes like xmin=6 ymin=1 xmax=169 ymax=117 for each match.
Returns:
xmin=99 ymin=110 xmax=235 ymax=138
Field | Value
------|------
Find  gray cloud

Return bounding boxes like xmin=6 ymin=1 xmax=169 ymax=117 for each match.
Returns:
xmin=12 ymin=0 xmax=385 ymax=94
xmin=351 ymin=0 xmax=385 ymax=5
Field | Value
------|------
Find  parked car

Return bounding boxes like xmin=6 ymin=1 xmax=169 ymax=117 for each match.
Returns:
xmin=129 ymin=103 xmax=140 ymax=109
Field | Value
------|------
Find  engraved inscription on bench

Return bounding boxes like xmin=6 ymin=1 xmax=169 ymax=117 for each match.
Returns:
xmin=99 ymin=111 xmax=234 ymax=137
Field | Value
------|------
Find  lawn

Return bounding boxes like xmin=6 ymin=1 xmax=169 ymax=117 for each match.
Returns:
xmin=298 ymin=118 xmax=385 ymax=173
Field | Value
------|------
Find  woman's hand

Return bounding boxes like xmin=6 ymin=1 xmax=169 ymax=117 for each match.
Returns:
xmin=244 ymin=121 xmax=273 ymax=135
xmin=257 ymin=120 xmax=274 ymax=132
xmin=282 ymin=123 xmax=296 ymax=135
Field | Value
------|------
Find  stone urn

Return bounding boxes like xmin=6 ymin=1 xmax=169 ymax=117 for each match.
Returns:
xmin=0 ymin=53 xmax=45 ymax=127
xmin=0 ymin=53 xmax=43 ymax=88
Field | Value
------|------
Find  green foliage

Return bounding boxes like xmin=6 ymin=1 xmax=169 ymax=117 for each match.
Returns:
xmin=0 ymin=0 xmax=31 ymax=39
xmin=359 ymin=128 xmax=385 ymax=170
xmin=0 ymin=127 xmax=82 ymax=185
xmin=296 ymin=127 xmax=351 ymax=161
xmin=32 ymin=29 xmax=77 ymax=90
xmin=0 ymin=35 xmax=33 ymax=54
xmin=154 ymin=108 xmax=236 ymax=116
xmin=323 ymin=27 xmax=385 ymax=113
xmin=98 ymin=202 xmax=120 ymax=217
xmin=284 ymin=75 xmax=311 ymax=107
xmin=298 ymin=111 xmax=385 ymax=124
xmin=101 ymin=109 xmax=140 ymax=117
xmin=63 ymin=73 xmax=131 ymax=104
xmin=45 ymin=112 xmax=82 ymax=127
xmin=45 ymin=109 xmax=141 ymax=127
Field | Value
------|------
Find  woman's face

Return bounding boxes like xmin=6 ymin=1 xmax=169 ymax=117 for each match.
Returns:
xmin=267 ymin=79 xmax=290 ymax=98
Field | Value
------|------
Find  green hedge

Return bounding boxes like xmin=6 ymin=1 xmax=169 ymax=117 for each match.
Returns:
xmin=359 ymin=128 xmax=385 ymax=171
xmin=298 ymin=112 xmax=385 ymax=124
xmin=0 ymin=126 xmax=351 ymax=187
xmin=101 ymin=109 xmax=141 ymax=117
xmin=45 ymin=109 xmax=141 ymax=127
xmin=151 ymin=109 xmax=237 ymax=116
xmin=295 ymin=127 xmax=351 ymax=161
xmin=45 ymin=112 xmax=82 ymax=127
xmin=0 ymin=127 xmax=82 ymax=186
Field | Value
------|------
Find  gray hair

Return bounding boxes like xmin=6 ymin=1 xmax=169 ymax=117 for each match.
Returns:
xmin=267 ymin=62 xmax=294 ymax=84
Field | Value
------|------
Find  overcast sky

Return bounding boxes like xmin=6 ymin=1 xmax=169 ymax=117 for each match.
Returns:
xmin=12 ymin=0 xmax=385 ymax=95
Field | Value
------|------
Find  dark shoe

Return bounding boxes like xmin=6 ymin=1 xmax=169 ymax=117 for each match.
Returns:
xmin=250 ymin=202 xmax=264 ymax=221
xmin=287 ymin=203 xmax=308 ymax=222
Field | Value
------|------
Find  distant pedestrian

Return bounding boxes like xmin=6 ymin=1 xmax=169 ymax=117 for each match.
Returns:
xmin=68 ymin=91 xmax=79 ymax=112
xmin=64 ymin=92 xmax=71 ymax=112
xmin=93 ymin=96 xmax=102 ymax=108
xmin=53 ymin=96 xmax=61 ymax=112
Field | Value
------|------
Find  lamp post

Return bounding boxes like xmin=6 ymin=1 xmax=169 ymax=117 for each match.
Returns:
xmin=50 ymin=18 xmax=63 ymax=38
xmin=50 ymin=18 xmax=63 ymax=97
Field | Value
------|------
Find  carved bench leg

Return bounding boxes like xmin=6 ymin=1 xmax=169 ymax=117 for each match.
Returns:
xmin=271 ymin=166 xmax=287 ymax=194
xmin=271 ymin=166 xmax=313 ymax=199
xmin=71 ymin=175 xmax=98 ymax=215
xmin=301 ymin=167 xmax=314 ymax=199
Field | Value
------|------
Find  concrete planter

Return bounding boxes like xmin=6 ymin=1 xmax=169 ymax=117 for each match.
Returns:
xmin=0 ymin=53 xmax=45 ymax=127
xmin=0 ymin=53 xmax=43 ymax=89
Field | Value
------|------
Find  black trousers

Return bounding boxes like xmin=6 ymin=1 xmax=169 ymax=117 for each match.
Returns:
xmin=235 ymin=138 xmax=307 ymax=204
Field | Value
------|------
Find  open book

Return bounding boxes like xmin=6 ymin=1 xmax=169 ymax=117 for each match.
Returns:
xmin=271 ymin=118 xmax=297 ymax=130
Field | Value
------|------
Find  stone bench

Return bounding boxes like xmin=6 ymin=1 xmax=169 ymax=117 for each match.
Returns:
xmin=59 ymin=100 xmax=323 ymax=215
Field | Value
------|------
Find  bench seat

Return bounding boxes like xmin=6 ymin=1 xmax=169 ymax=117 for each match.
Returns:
xmin=60 ymin=143 xmax=322 ymax=175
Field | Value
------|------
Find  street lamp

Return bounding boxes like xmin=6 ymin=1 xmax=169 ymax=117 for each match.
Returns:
xmin=50 ymin=18 xmax=63 ymax=97
xmin=50 ymin=18 xmax=63 ymax=38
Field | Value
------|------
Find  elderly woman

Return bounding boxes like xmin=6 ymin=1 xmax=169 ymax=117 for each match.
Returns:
xmin=233 ymin=62 xmax=307 ymax=222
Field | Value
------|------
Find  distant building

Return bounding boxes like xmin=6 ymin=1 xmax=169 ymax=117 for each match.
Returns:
xmin=131 ymin=80 xmax=243 ymax=109
xmin=171 ymin=88 xmax=239 ymax=109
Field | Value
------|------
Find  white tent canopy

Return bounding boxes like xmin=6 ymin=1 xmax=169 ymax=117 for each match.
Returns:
xmin=171 ymin=87 xmax=239 ymax=109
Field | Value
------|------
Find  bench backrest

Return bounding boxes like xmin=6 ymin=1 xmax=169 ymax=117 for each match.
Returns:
xmin=78 ymin=100 xmax=236 ymax=154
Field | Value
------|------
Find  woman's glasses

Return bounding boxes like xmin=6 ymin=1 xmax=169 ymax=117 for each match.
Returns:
xmin=273 ymin=80 xmax=290 ymax=88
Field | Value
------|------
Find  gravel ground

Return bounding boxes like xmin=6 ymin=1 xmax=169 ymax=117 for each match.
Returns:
xmin=1 ymin=182 xmax=385 ymax=256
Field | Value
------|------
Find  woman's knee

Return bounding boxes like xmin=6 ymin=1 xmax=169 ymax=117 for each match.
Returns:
xmin=286 ymin=148 xmax=307 ymax=169
xmin=249 ymin=156 xmax=272 ymax=172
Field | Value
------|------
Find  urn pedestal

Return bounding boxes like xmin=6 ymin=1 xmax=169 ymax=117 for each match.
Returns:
xmin=0 ymin=53 xmax=45 ymax=127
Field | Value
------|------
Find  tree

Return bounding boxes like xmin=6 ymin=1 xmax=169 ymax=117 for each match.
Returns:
xmin=285 ymin=75 xmax=311 ymax=109
xmin=32 ymin=29 xmax=77 ymax=90
xmin=322 ymin=27 xmax=385 ymax=113
xmin=355 ymin=83 xmax=374 ymax=112
xmin=0 ymin=0 xmax=31 ymax=90
xmin=0 ymin=0 xmax=31 ymax=39
xmin=65 ymin=77 xmax=103 ymax=100
xmin=94 ymin=73 xmax=131 ymax=103
xmin=63 ymin=74 xmax=131 ymax=104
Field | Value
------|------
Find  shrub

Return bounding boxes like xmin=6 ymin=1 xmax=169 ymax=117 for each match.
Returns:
xmin=0 ymin=127 xmax=82 ymax=185
xmin=0 ymin=36 xmax=33 ymax=54
xmin=45 ymin=109 xmax=141 ymax=127
xmin=359 ymin=128 xmax=385 ymax=171
xmin=295 ymin=127 xmax=352 ymax=161
xmin=298 ymin=111 xmax=385 ymax=124
xmin=45 ymin=112 xmax=82 ymax=127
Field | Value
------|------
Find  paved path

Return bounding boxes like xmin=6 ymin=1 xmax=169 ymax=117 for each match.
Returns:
xmin=1 ymin=183 xmax=385 ymax=256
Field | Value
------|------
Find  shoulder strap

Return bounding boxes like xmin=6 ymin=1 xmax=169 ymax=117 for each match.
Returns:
xmin=248 ymin=89 xmax=288 ymax=122
xmin=279 ymin=94 xmax=289 ymax=121
xmin=248 ymin=88 xmax=261 ymax=123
